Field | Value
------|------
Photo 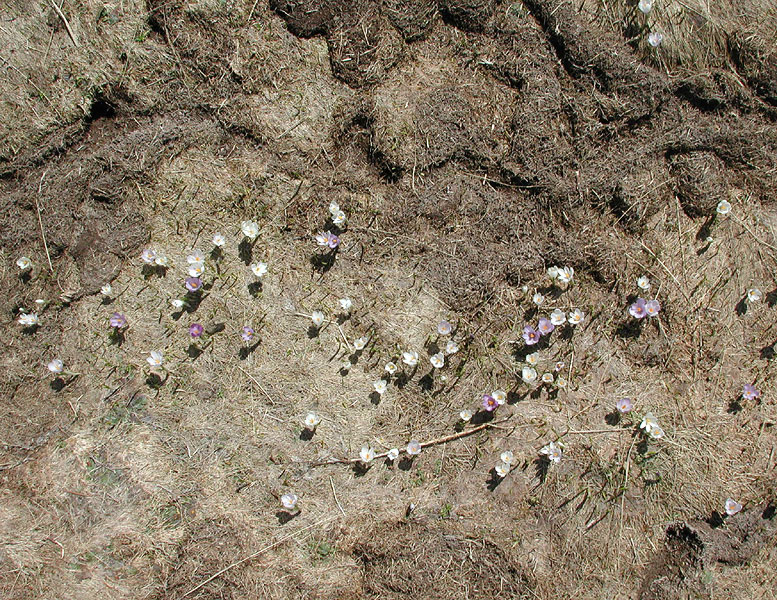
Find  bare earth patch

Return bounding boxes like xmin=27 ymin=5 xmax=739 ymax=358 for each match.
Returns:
xmin=1 ymin=1 xmax=776 ymax=599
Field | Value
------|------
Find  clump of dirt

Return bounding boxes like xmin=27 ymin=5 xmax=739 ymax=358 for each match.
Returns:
xmin=641 ymin=502 xmax=777 ymax=600
xmin=354 ymin=520 xmax=534 ymax=599
xmin=438 ymin=0 xmax=497 ymax=33
xmin=383 ymin=0 xmax=438 ymax=42
xmin=728 ymin=32 xmax=777 ymax=106
xmin=669 ymin=151 xmax=729 ymax=218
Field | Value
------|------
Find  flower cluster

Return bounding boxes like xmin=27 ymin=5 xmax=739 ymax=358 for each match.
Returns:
xmin=495 ymin=450 xmax=515 ymax=478
xmin=523 ymin=308 xmax=584 ymax=346
xmin=328 ymin=202 xmax=347 ymax=227
xmin=629 ymin=298 xmax=660 ymax=319
xmin=547 ymin=265 xmax=574 ymax=285
xmin=639 ymin=412 xmax=665 ymax=439
xmin=315 ymin=231 xmax=340 ymax=249
xmin=540 ymin=441 xmax=563 ymax=463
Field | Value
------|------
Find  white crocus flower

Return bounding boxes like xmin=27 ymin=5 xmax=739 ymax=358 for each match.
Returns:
xmin=557 ymin=266 xmax=574 ymax=284
xmin=212 ymin=233 xmax=226 ymax=247
xmin=141 ymin=249 xmax=156 ymax=264
xmin=492 ymin=390 xmax=507 ymax=405
xmin=332 ymin=210 xmax=347 ymax=226
xmin=48 ymin=359 xmax=64 ymax=374
xmin=526 ymin=352 xmax=539 ymax=366
xmin=187 ymin=250 xmax=205 ymax=265
xmin=500 ymin=450 xmax=514 ymax=465
xmin=353 ymin=336 xmax=369 ymax=351
xmin=406 ymin=440 xmax=422 ymax=455
xmin=385 ymin=362 xmax=397 ymax=375
xmin=640 ymin=412 xmax=659 ymax=434
xmin=445 ymin=340 xmax=459 ymax=355
xmin=724 ymin=498 xmax=742 ymax=516
xmin=188 ymin=264 xmax=204 ymax=277
xmin=495 ymin=462 xmax=510 ymax=478
xmin=648 ymin=32 xmax=663 ymax=47
xmin=17 ymin=256 xmax=32 ymax=270
xmin=373 ymin=380 xmax=388 ymax=395
xmin=532 ymin=293 xmax=544 ymax=306
xmin=328 ymin=201 xmax=340 ymax=215
xmin=637 ymin=275 xmax=651 ymax=291
xmin=251 ymin=262 xmax=268 ymax=278
xmin=339 ymin=297 xmax=353 ymax=312
xmin=747 ymin=288 xmax=762 ymax=303
xmin=147 ymin=351 xmax=164 ymax=368
xmin=281 ymin=493 xmax=298 ymax=510
xmin=430 ymin=353 xmax=445 ymax=369
xmin=101 ymin=283 xmax=112 ymax=296
xmin=568 ymin=308 xmax=584 ymax=325
xmin=540 ymin=441 xmax=563 ymax=463
xmin=522 ymin=366 xmax=538 ymax=384
xmin=311 ymin=311 xmax=325 ymax=328
xmin=241 ymin=220 xmax=259 ymax=240
xmin=402 ymin=351 xmax=419 ymax=367
xmin=459 ymin=409 xmax=473 ymax=422
xmin=550 ymin=309 xmax=566 ymax=326
xmin=18 ymin=313 xmax=39 ymax=326
xmin=359 ymin=446 xmax=375 ymax=463
xmin=154 ymin=253 xmax=169 ymax=267
xmin=541 ymin=373 xmax=554 ymax=384
xmin=387 ymin=448 xmax=400 ymax=461
xmin=304 ymin=412 xmax=321 ymax=429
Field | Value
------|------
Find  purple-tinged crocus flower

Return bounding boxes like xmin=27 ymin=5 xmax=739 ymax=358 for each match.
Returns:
xmin=189 ymin=323 xmax=204 ymax=338
xmin=742 ymin=384 xmax=760 ymax=401
xmin=315 ymin=231 xmax=340 ymax=249
xmin=109 ymin=313 xmax=127 ymax=329
xmin=537 ymin=317 xmax=554 ymax=336
xmin=523 ymin=325 xmax=540 ymax=345
xmin=629 ymin=298 xmax=647 ymax=319
xmin=616 ymin=398 xmax=633 ymax=413
xmin=645 ymin=299 xmax=660 ymax=317
xmin=185 ymin=277 xmax=202 ymax=293
xmin=482 ymin=394 xmax=499 ymax=412
xmin=241 ymin=326 xmax=254 ymax=343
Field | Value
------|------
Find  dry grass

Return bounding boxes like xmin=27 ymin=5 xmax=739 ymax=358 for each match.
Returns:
xmin=2 ymin=1 xmax=777 ymax=599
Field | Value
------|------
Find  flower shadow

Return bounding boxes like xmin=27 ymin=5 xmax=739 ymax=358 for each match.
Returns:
xmin=183 ymin=292 xmax=204 ymax=313
xmin=419 ymin=372 xmax=434 ymax=391
xmin=695 ymin=215 xmax=715 ymax=241
xmin=352 ymin=462 xmax=371 ymax=477
xmin=307 ymin=325 xmax=322 ymax=339
xmin=735 ymin=296 xmax=748 ymax=316
xmin=50 ymin=377 xmax=65 ymax=392
xmin=248 ymin=281 xmax=263 ymax=297
xmin=369 ymin=391 xmax=382 ymax=405
xmin=101 ymin=296 xmax=115 ymax=306
xmin=311 ymin=250 xmax=337 ymax=273
xmin=534 ymin=457 xmax=550 ymax=484
xmin=239 ymin=340 xmax=261 ymax=360
xmin=604 ymin=411 xmax=621 ymax=426
xmin=19 ymin=271 xmax=32 ymax=284
xmin=615 ymin=319 xmax=642 ymax=339
xmin=146 ymin=372 xmax=168 ymax=389
xmin=471 ymin=409 xmax=495 ymax=425
xmin=727 ymin=396 xmax=743 ymax=414
xmin=767 ymin=289 xmax=777 ymax=308
xmin=759 ymin=344 xmax=775 ymax=361
xmin=109 ymin=329 xmax=126 ymax=346
xmin=299 ymin=428 xmax=315 ymax=441
xmin=209 ymin=246 xmax=223 ymax=262
xmin=276 ymin=510 xmax=299 ymax=525
xmin=238 ymin=239 xmax=254 ymax=265
xmin=21 ymin=325 xmax=39 ymax=336
xmin=486 ymin=468 xmax=503 ymax=492
xmin=187 ymin=344 xmax=203 ymax=359
xmin=398 ymin=456 xmax=415 ymax=471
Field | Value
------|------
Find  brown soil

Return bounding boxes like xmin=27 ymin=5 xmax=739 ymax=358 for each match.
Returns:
xmin=2 ymin=0 xmax=776 ymax=598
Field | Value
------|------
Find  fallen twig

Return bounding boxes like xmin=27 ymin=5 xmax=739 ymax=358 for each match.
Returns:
xmin=300 ymin=417 xmax=513 ymax=467
xmin=48 ymin=0 xmax=79 ymax=47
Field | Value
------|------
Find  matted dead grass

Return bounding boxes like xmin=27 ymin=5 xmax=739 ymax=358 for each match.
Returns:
xmin=2 ymin=1 xmax=777 ymax=599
